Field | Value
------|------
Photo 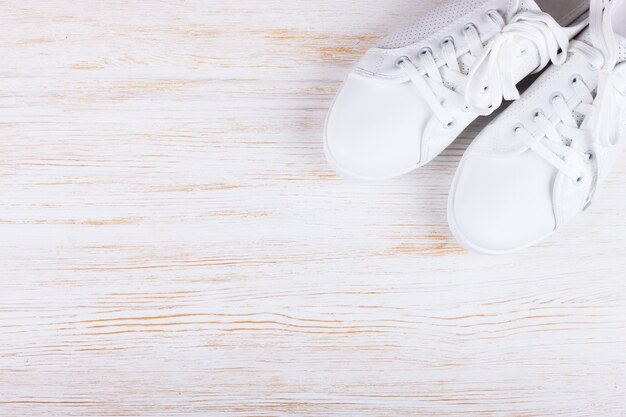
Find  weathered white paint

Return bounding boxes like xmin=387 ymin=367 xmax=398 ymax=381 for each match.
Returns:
xmin=1 ymin=1 xmax=626 ymax=416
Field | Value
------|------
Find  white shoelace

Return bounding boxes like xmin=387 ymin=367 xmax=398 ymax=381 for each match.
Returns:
xmin=397 ymin=8 xmax=573 ymax=127
xmin=515 ymin=0 xmax=626 ymax=204
xmin=466 ymin=11 xmax=573 ymax=115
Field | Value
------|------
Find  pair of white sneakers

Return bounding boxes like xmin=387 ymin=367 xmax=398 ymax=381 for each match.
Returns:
xmin=325 ymin=0 xmax=626 ymax=255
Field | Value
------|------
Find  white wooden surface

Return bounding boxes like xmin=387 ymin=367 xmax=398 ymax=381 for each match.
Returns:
xmin=1 ymin=1 xmax=626 ymax=416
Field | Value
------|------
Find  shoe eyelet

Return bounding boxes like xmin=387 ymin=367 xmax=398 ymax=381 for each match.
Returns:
xmin=584 ymin=151 xmax=594 ymax=162
xmin=463 ymin=23 xmax=477 ymax=33
xmin=440 ymin=36 xmax=454 ymax=48
xmin=574 ymin=174 xmax=586 ymax=187
xmin=444 ymin=118 xmax=457 ymax=129
xmin=513 ymin=123 xmax=524 ymax=134
xmin=395 ymin=56 xmax=410 ymax=67
xmin=532 ymin=109 xmax=544 ymax=120
xmin=486 ymin=9 xmax=500 ymax=18
xmin=589 ymin=62 xmax=600 ymax=71
xmin=419 ymin=47 xmax=433 ymax=57
xmin=550 ymin=92 xmax=564 ymax=104
xmin=569 ymin=74 xmax=582 ymax=86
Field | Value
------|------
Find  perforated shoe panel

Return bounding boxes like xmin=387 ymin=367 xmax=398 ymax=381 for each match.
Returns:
xmin=376 ymin=0 xmax=494 ymax=49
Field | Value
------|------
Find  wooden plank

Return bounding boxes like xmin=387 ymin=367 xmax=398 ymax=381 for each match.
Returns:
xmin=1 ymin=1 xmax=626 ymax=416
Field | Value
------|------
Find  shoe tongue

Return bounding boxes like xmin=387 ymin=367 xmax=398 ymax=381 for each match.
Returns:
xmin=516 ymin=0 xmax=541 ymax=12
xmin=575 ymin=15 xmax=626 ymax=67
xmin=506 ymin=0 xmax=540 ymax=19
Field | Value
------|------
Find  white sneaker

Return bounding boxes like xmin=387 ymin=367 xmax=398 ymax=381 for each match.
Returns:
xmin=449 ymin=0 xmax=626 ymax=255
xmin=325 ymin=0 xmax=589 ymax=181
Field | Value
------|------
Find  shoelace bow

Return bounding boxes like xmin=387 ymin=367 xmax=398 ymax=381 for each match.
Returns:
xmin=466 ymin=11 xmax=573 ymax=115
xmin=516 ymin=0 xmax=626 ymax=205
xmin=397 ymin=8 xmax=572 ymax=127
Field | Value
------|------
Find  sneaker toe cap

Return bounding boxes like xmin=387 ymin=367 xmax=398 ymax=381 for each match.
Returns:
xmin=325 ymin=73 xmax=429 ymax=180
xmin=449 ymin=151 xmax=557 ymax=254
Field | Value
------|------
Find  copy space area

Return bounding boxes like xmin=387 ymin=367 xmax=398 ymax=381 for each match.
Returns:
xmin=1 ymin=1 xmax=625 ymax=416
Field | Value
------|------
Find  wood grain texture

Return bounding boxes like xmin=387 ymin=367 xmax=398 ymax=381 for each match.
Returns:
xmin=1 ymin=1 xmax=626 ymax=416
